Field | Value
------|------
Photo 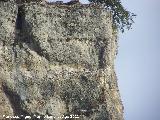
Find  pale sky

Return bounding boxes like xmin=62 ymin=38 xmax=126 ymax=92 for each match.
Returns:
xmin=48 ymin=0 xmax=160 ymax=119
xmin=116 ymin=0 xmax=160 ymax=120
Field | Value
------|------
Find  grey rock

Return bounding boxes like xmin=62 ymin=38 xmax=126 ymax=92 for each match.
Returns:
xmin=0 ymin=1 xmax=123 ymax=120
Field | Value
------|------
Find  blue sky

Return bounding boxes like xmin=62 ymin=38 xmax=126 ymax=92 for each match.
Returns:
xmin=49 ymin=0 xmax=160 ymax=119
xmin=116 ymin=0 xmax=160 ymax=120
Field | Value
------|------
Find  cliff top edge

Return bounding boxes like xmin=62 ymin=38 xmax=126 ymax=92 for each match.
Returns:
xmin=0 ymin=0 xmax=105 ymax=8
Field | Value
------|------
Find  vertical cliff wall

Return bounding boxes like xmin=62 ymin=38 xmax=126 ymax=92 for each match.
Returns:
xmin=0 ymin=0 xmax=123 ymax=119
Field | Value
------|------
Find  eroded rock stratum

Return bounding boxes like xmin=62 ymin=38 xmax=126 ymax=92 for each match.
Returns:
xmin=0 ymin=0 xmax=123 ymax=119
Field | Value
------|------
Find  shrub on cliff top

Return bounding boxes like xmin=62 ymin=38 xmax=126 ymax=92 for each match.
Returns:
xmin=89 ymin=0 xmax=136 ymax=32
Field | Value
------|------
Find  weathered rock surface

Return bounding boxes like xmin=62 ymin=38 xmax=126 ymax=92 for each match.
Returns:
xmin=0 ymin=0 xmax=123 ymax=119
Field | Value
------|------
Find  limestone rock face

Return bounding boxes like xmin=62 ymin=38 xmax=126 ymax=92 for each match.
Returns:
xmin=0 ymin=1 xmax=123 ymax=120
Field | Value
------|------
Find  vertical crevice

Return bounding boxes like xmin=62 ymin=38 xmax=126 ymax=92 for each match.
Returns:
xmin=13 ymin=5 xmax=25 ymax=59
xmin=95 ymin=39 xmax=106 ymax=69
xmin=16 ymin=5 xmax=25 ymax=31
xmin=98 ymin=46 xmax=106 ymax=69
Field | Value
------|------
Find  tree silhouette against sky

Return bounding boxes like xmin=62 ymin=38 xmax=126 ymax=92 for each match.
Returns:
xmin=89 ymin=0 xmax=136 ymax=32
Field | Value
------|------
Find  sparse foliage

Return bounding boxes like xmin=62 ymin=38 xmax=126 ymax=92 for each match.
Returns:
xmin=89 ymin=0 xmax=136 ymax=32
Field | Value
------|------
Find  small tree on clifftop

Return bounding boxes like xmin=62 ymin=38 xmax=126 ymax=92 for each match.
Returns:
xmin=89 ymin=0 xmax=136 ymax=32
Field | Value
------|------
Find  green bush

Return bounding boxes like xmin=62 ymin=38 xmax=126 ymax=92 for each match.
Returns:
xmin=89 ymin=0 xmax=136 ymax=32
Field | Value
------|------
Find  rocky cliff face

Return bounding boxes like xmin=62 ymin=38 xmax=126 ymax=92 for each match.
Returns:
xmin=0 ymin=0 xmax=123 ymax=120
